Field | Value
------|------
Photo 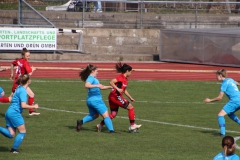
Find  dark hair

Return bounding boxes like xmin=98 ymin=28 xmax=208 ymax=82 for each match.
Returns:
xmin=216 ymin=69 xmax=227 ymax=77
xmin=115 ymin=61 xmax=132 ymax=73
xmin=79 ymin=64 xmax=97 ymax=82
xmin=22 ymin=48 xmax=29 ymax=56
xmin=222 ymin=136 xmax=235 ymax=156
xmin=17 ymin=74 xmax=30 ymax=85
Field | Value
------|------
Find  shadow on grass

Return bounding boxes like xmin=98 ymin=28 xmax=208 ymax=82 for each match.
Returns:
xmin=200 ymin=130 xmax=220 ymax=137
xmin=0 ymin=113 xmax=5 ymax=118
xmin=0 ymin=146 xmax=10 ymax=152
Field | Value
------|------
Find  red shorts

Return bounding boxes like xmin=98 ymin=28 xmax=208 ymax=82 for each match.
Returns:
xmin=108 ymin=94 xmax=130 ymax=111
xmin=11 ymin=79 xmax=19 ymax=93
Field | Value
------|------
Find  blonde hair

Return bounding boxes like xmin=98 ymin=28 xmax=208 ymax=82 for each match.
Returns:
xmin=17 ymin=74 xmax=30 ymax=85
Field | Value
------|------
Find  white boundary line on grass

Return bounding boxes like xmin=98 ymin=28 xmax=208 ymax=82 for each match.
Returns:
xmin=39 ymin=106 xmax=240 ymax=150
xmin=39 ymin=106 xmax=240 ymax=135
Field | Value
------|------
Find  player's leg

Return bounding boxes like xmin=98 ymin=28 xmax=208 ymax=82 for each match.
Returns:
xmin=27 ymin=87 xmax=40 ymax=116
xmin=0 ymin=109 xmax=16 ymax=138
xmin=97 ymin=99 xmax=118 ymax=132
xmin=95 ymin=100 xmax=115 ymax=132
xmin=11 ymin=124 xmax=26 ymax=153
xmin=76 ymin=101 xmax=99 ymax=132
xmin=218 ymin=104 xmax=230 ymax=136
xmin=228 ymin=104 xmax=240 ymax=124
xmin=126 ymin=103 xmax=142 ymax=130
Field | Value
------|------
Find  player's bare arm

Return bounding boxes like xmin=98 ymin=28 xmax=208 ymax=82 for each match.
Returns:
xmin=204 ymin=92 xmax=224 ymax=103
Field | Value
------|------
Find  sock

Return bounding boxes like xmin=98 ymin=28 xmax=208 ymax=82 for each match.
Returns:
xmin=28 ymin=96 xmax=34 ymax=113
xmin=128 ymin=108 xmax=135 ymax=125
xmin=229 ymin=114 xmax=240 ymax=125
xmin=104 ymin=116 xmax=114 ymax=131
xmin=218 ymin=116 xmax=226 ymax=135
xmin=0 ymin=97 xmax=10 ymax=103
xmin=100 ymin=112 xmax=116 ymax=126
xmin=0 ymin=127 xmax=13 ymax=138
xmin=12 ymin=132 xmax=26 ymax=150
xmin=82 ymin=115 xmax=96 ymax=124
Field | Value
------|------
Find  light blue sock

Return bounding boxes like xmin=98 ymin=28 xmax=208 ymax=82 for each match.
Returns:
xmin=104 ymin=117 xmax=114 ymax=132
xmin=12 ymin=132 xmax=26 ymax=150
xmin=228 ymin=114 xmax=240 ymax=125
xmin=218 ymin=116 xmax=226 ymax=135
xmin=0 ymin=126 xmax=13 ymax=138
xmin=82 ymin=115 xmax=95 ymax=124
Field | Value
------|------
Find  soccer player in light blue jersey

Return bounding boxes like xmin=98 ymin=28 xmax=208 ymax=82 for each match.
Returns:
xmin=76 ymin=64 xmax=117 ymax=133
xmin=213 ymin=136 xmax=239 ymax=160
xmin=0 ymin=87 xmax=4 ymax=98
xmin=204 ymin=69 xmax=240 ymax=136
xmin=0 ymin=74 xmax=39 ymax=153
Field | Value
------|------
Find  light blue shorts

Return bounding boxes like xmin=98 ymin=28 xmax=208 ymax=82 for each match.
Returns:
xmin=5 ymin=108 xmax=24 ymax=128
xmin=87 ymin=99 xmax=108 ymax=115
xmin=223 ymin=101 xmax=240 ymax=115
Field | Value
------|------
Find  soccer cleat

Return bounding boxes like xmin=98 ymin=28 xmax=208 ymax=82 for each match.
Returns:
xmin=96 ymin=124 xmax=102 ymax=132
xmin=29 ymin=112 xmax=40 ymax=116
xmin=76 ymin=120 xmax=82 ymax=132
xmin=110 ymin=131 xmax=120 ymax=134
xmin=10 ymin=148 xmax=19 ymax=154
xmin=216 ymin=134 xmax=225 ymax=137
xmin=130 ymin=124 xmax=142 ymax=130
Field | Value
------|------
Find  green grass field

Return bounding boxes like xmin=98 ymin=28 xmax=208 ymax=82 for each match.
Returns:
xmin=0 ymin=78 xmax=240 ymax=159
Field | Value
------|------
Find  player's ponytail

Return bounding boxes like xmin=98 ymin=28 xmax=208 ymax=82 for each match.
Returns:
xmin=17 ymin=74 xmax=30 ymax=86
xmin=115 ymin=61 xmax=132 ymax=73
xmin=221 ymin=136 xmax=235 ymax=157
xmin=216 ymin=69 xmax=227 ymax=77
xmin=79 ymin=64 xmax=97 ymax=82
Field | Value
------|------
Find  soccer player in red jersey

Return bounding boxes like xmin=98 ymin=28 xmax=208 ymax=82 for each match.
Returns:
xmin=96 ymin=62 xmax=142 ymax=132
xmin=9 ymin=48 xmax=40 ymax=116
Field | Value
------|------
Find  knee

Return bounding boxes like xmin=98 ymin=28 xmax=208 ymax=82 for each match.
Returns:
xmin=111 ymin=111 xmax=117 ymax=118
xmin=94 ymin=114 xmax=99 ymax=119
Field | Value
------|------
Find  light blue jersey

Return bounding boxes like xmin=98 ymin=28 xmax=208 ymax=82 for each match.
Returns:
xmin=86 ymin=75 xmax=102 ymax=101
xmin=0 ymin=87 xmax=4 ymax=98
xmin=9 ymin=86 xmax=28 ymax=113
xmin=213 ymin=152 xmax=240 ymax=160
xmin=221 ymin=78 xmax=240 ymax=102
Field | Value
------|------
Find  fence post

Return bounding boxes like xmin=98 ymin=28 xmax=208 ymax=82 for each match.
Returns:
xmin=195 ymin=3 xmax=198 ymax=28
xmin=140 ymin=0 xmax=143 ymax=29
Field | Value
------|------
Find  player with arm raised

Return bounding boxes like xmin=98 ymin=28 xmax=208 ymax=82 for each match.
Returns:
xmin=96 ymin=62 xmax=142 ymax=132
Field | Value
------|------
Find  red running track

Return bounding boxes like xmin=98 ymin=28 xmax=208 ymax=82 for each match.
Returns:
xmin=1 ymin=61 xmax=240 ymax=81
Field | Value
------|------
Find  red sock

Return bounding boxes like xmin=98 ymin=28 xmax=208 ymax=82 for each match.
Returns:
xmin=28 ymin=96 xmax=34 ymax=113
xmin=0 ymin=97 xmax=10 ymax=103
xmin=128 ymin=108 xmax=135 ymax=125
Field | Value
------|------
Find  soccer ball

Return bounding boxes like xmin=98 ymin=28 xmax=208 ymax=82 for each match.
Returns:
xmin=128 ymin=126 xmax=138 ymax=133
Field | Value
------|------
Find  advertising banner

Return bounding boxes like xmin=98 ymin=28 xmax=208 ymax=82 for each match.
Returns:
xmin=0 ymin=28 xmax=57 ymax=50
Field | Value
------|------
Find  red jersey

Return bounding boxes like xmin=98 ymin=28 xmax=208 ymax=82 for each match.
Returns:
xmin=12 ymin=58 xmax=32 ymax=80
xmin=109 ymin=74 xmax=128 ymax=96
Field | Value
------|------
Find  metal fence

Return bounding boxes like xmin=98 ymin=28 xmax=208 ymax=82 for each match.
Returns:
xmin=1 ymin=0 xmax=240 ymax=29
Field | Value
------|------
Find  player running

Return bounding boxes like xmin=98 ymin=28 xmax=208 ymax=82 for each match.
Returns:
xmin=204 ymin=69 xmax=240 ymax=136
xmin=10 ymin=48 xmax=40 ymax=116
xmin=0 ymin=74 xmax=39 ymax=153
xmin=76 ymin=64 xmax=117 ymax=133
xmin=96 ymin=62 xmax=142 ymax=132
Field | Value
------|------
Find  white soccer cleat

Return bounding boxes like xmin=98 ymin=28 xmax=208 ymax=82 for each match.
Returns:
xmin=96 ymin=124 xmax=102 ymax=132
xmin=130 ymin=124 xmax=142 ymax=130
xmin=29 ymin=112 xmax=40 ymax=116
